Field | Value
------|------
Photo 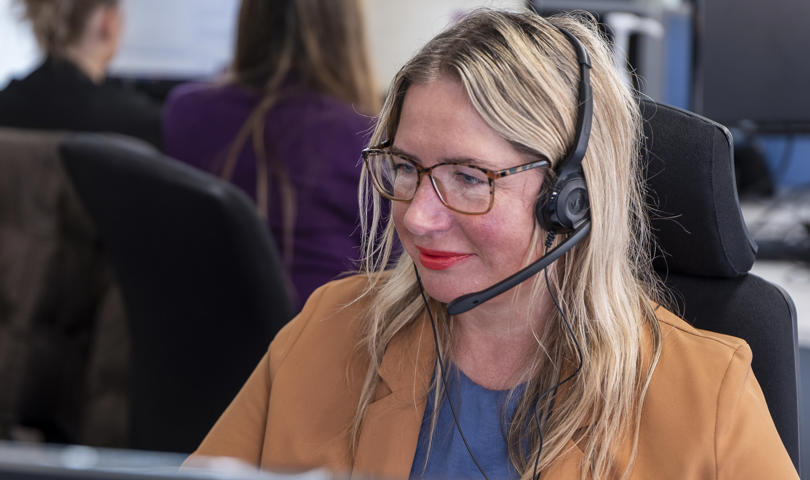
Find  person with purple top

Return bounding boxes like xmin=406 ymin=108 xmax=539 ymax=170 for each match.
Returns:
xmin=163 ymin=0 xmax=378 ymax=308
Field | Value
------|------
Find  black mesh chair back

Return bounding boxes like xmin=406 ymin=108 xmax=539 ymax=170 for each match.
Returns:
xmin=60 ymin=133 xmax=294 ymax=453
xmin=641 ymin=99 xmax=800 ymax=473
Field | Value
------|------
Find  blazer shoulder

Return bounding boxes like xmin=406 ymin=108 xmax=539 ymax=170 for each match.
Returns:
xmin=654 ymin=305 xmax=750 ymax=355
xmin=642 ymin=308 xmax=797 ymax=478
xmin=648 ymin=306 xmax=755 ymax=413
xmin=268 ymin=275 xmax=375 ymax=372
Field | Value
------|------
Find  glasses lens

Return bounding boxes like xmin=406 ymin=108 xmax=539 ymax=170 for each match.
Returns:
xmin=365 ymin=152 xmax=494 ymax=214
xmin=366 ymin=152 xmax=418 ymax=200
xmin=431 ymin=164 xmax=492 ymax=214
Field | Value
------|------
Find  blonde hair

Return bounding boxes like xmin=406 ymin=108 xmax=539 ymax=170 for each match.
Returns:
xmin=352 ymin=9 xmax=666 ymax=480
xmin=220 ymin=0 xmax=378 ymax=274
xmin=16 ymin=0 xmax=118 ymax=54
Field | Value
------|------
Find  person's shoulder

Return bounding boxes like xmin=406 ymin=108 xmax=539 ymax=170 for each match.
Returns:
xmin=0 ymin=80 xmax=24 ymax=114
xmin=304 ymin=274 xmax=376 ymax=313
xmin=0 ymin=66 xmax=52 ymax=117
xmin=166 ymin=82 xmax=255 ymax=114
xmin=165 ymin=82 xmax=220 ymax=111
xmin=637 ymin=308 xmax=797 ymax=478
xmin=267 ymin=274 xmax=379 ymax=369
xmin=654 ymin=306 xmax=750 ymax=358
xmin=280 ymin=89 xmax=373 ymax=131
xmin=92 ymin=81 xmax=161 ymax=119
xmin=648 ymin=305 xmax=753 ymax=396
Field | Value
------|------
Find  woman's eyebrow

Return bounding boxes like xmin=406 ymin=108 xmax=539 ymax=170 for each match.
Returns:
xmin=442 ymin=156 xmax=498 ymax=170
xmin=389 ymin=145 xmax=498 ymax=170
xmin=389 ymin=145 xmax=423 ymax=164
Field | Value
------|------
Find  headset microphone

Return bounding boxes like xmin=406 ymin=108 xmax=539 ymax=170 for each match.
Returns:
xmin=446 ymin=220 xmax=590 ymax=315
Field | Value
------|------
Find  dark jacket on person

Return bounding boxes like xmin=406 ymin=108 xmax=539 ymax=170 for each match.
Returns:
xmin=0 ymin=56 xmax=162 ymax=149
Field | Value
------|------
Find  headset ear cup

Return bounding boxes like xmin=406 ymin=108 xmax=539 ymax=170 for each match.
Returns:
xmin=560 ymin=176 xmax=590 ymax=229
xmin=537 ymin=176 xmax=590 ymax=233
xmin=536 ymin=190 xmax=556 ymax=232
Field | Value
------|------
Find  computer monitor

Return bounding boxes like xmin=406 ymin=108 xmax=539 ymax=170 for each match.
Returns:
xmin=0 ymin=441 xmax=337 ymax=480
xmin=108 ymin=0 xmax=240 ymax=81
xmin=692 ymin=0 xmax=810 ymax=132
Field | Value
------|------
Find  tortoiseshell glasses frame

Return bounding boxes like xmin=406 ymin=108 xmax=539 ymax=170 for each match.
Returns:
xmin=362 ymin=140 xmax=550 ymax=215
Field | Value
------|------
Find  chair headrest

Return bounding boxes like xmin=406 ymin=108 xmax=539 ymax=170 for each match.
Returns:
xmin=640 ymin=100 xmax=757 ymax=277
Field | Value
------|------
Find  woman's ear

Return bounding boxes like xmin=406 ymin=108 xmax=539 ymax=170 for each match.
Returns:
xmin=97 ymin=4 xmax=124 ymax=59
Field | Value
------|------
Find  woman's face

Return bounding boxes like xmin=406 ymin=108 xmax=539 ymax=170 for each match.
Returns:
xmin=392 ymin=76 xmax=546 ymax=305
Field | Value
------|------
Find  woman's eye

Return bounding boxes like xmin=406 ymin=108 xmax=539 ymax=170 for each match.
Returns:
xmin=451 ymin=166 xmax=488 ymax=186
xmin=391 ymin=159 xmax=416 ymax=175
xmin=456 ymin=172 xmax=484 ymax=185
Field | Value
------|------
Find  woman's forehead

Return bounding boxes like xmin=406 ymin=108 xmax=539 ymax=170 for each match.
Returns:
xmin=395 ymin=77 xmax=531 ymax=170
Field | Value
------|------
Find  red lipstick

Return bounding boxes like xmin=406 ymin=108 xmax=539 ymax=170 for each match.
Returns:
xmin=416 ymin=247 xmax=471 ymax=271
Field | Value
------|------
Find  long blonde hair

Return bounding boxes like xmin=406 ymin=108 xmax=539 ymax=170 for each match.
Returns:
xmin=221 ymin=0 xmax=378 ymax=272
xmin=352 ymin=10 xmax=666 ymax=480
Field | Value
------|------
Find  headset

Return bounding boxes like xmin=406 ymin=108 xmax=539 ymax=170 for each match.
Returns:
xmin=446 ymin=26 xmax=593 ymax=316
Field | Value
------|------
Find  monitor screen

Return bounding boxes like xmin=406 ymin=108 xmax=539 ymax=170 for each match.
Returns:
xmin=108 ymin=0 xmax=240 ymax=81
xmin=693 ymin=0 xmax=810 ymax=130
xmin=0 ymin=441 xmax=335 ymax=480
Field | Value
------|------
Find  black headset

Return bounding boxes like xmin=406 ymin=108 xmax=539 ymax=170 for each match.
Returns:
xmin=536 ymin=28 xmax=593 ymax=233
xmin=447 ymin=26 xmax=594 ymax=316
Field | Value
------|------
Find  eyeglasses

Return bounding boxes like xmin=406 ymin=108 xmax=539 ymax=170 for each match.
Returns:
xmin=362 ymin=141 xmax=550 ymax=215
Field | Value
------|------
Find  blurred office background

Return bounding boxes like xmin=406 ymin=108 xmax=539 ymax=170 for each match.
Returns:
xmin=1 ymin=0 xmax=809 ymax=476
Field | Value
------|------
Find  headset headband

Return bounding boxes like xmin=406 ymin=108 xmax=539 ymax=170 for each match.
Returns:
xmin=553 ymin=26 xmax=593 ymax=182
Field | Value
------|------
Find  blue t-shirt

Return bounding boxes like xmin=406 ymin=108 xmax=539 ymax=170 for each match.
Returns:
xmin=410 ymin=365 xmax=525 ymax=479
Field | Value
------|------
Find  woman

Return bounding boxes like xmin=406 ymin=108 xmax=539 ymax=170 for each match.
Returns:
xmin=0 ymin=0 xmax=162 ymax=148
xmin=163 ymin=0 xmax=378 ymax=307
xmin=186 ymin=10 xmax=797 ymax=479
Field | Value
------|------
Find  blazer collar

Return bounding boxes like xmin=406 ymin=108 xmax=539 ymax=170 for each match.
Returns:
xmin=378 ymin=312 xmax=437 ymax=398
xmin=350 ymin=308 xmax=624 ymax=479
xmin=352 ymin=312 xmax=436 ymax=478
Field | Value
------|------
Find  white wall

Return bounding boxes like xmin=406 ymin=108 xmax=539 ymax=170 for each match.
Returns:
xmin=0 ymin=0 xmax=39 ymax=89
xmin=0 ymin=0 xmax=526 ymax=89
xmin=365 ymin=0 xmax=524 ymax=91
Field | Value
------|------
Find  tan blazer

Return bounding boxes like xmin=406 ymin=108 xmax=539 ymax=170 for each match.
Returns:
xmin=189 ymin=275 xmax=797 ymax=479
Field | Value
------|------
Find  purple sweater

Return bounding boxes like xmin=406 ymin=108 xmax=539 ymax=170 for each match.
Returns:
xmin=163 ymin=83 xmax=372 ymax=308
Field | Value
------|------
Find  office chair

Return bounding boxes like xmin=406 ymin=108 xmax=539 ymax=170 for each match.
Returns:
xmin=60 ymin=133 xmax=294 ymax=453
xmin=0 ymin=128 xmax=127 ymax=447
xmin=641 ymin=99 xmax=800 ymax=473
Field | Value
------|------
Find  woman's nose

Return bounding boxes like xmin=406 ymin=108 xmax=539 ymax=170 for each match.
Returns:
xmin=401 ymin=179 xmax=452 ymax=236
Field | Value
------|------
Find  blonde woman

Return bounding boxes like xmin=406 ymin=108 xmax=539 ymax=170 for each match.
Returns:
xmin=186 ymin=10 xmax=796 ymax=479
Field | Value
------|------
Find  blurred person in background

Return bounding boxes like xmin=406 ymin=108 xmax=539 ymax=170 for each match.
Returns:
xmin=0 ymin=0 xmax=162 ymax=148
xmin=163 ymin=0 xmax=378 ymax=309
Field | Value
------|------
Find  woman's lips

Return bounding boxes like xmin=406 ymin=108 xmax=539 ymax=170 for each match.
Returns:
xmin=416 ymin=247 xmax=472 ymax=271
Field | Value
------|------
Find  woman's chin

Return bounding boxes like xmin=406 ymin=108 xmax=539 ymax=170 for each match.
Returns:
xmin=417 ymin=277 xmax=473 ymax=304
xmin=412 ymin=261 xmax=488 ymax=304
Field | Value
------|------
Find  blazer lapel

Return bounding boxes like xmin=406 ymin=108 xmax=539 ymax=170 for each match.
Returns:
xmin=539 ymin=439 xmax=586 ymax=478
xmin=353 ymin=313 xmax=436 ymax=479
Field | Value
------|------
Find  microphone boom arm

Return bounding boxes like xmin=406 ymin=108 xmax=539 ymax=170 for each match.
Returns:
xmin=446 ymin=221 xmax=591 ymax=315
